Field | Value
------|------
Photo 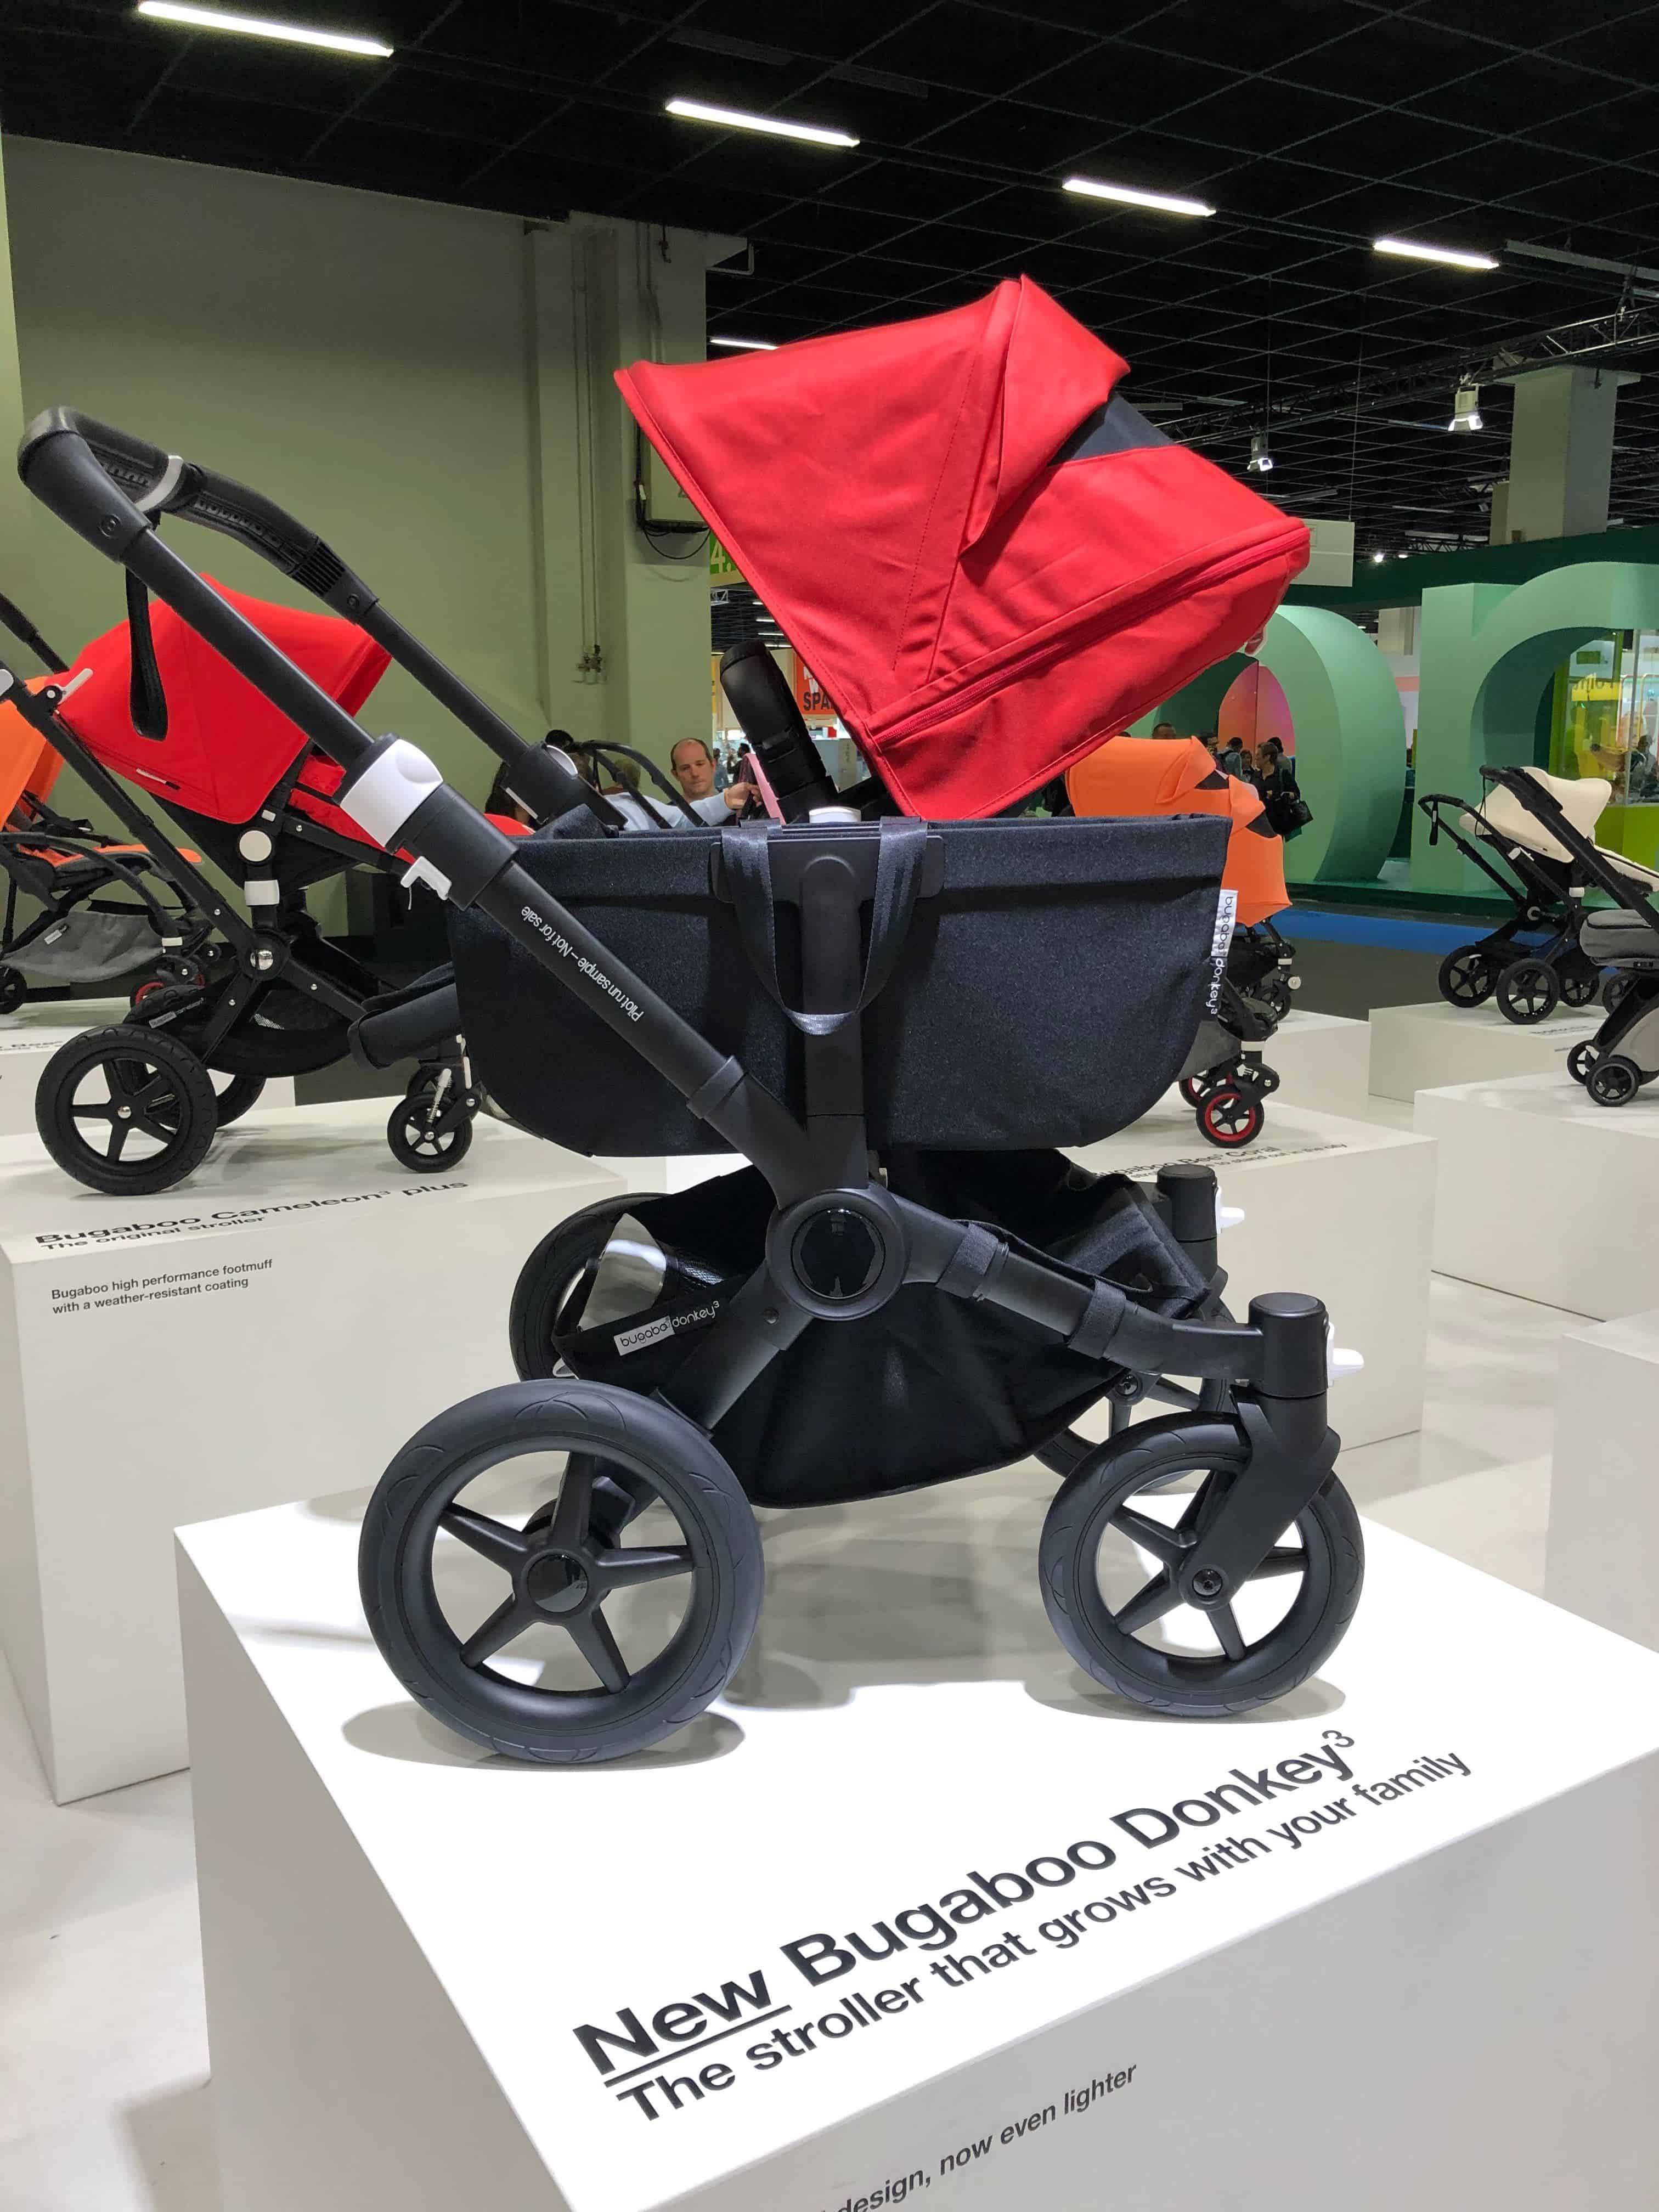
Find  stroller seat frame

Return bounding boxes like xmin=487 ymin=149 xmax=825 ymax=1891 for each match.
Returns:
xmin=15 ymin=405 xmax=1366 ymax=1760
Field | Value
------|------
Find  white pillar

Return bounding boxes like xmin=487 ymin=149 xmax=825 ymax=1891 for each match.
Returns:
xmin=1497 ymin=363 xmax=1638 ymax=543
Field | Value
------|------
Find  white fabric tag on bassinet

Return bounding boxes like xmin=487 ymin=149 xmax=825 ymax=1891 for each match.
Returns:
xmin=1205 ymin=888 xmax=1238 ymax=1011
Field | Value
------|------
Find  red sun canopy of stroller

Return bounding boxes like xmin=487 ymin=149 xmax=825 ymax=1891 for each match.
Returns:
xmin=58 ymin=580 xmax=388 ymax=826
xmin=618 ymin=279 xmax=1308 ymax=819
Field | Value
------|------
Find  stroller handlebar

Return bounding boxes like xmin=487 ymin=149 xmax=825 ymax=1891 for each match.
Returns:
xmin=19 ymin=408 xmax=356 ymax=602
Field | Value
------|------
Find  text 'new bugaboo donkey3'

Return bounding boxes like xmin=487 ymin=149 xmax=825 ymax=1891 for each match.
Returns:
xmin=16 ymin=281 xmax=1365 ymax=1760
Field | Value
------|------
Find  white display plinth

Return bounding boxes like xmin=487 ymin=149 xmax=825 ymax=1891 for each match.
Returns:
xmin=0 ymin=995 xmax=295 ymax=1133
xmin=1368 ymin=997 xmax=1600 ymax=1103
xmin=1417 ymin=1073 xmax=1659 ymax=1318
xmin=0 ymin=1100 xmax=619 ymax=1801
xmin=1233 ymin=1007 xmax=1370 ymax=1118
xmin=1072 ymin=1101 xmax=1433 ymax=1449
xmin=597 ymin=1153 xmax=727 ymax=1197
xmin=1548 ymin=1305 xmax=1659 ymax=1649
xmin=179 ymin=1494 xmax=1659 ymax=2212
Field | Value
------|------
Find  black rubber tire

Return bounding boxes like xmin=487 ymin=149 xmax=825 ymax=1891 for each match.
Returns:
xmin=36 ymin=1025 xmax=218 ymax=1194
xmin=1494 ymin=957 xmax=1560 ymax=1026
xmin=208 ymin=1070 xmax=267 ymax=1127
xmin=1587 ymin=1053 xmax=1642 ymax=1108
xmin=1602 ymin=973 xmax=1634 ymax=1014
xmin=1196 ymin=1083 xmax=1265 ymax=1148
xmin=1566 ymin=1040 xmax=1601 ymax=1086
xmin=358 ymin=1379 xmax=764 ymax=1763
xmin=1039 ymin=1415 xmax=1364 ymax=1716
xmin=1437 ymin=946 xmax=1497 ymax=1007
xmin=1178 ymin=1074 xmax=1212 ymax=1109
xmin=1558 ymin=963 xmax=1599 ymax=1008
xmin=508 ymin=1196 xmax=638 ymax=1379
xmin=386 ymin=1090 xmax=474 ymax=1171
xmin=0 ymin=965 xmax=26 ymax=1015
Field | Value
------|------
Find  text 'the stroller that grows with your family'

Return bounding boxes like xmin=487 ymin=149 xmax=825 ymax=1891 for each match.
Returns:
xmin=15 ymin=279 xmax=1365 ymax=1762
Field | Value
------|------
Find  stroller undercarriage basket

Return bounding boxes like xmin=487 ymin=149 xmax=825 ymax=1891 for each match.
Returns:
xmin=453 ymin=812 xmax=1232 ymax=1156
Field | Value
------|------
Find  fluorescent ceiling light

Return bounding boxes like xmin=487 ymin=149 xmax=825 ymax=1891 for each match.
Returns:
xmin=136 ymin=2 xmax=391 ymax=53
xmin=709 ymin=336 xmax=777 ymax=351
xmin=1374 ymin=236 xmax=1498 ymax=272
xmin=1064 ymin=176 xmax=1214 ymax=218
xmin=666 ymin=98 xmax=858 ymax=148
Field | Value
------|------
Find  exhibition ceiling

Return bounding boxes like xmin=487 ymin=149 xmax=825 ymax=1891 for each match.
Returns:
xmin=9 ymin=0 xmax=1659 ymax=551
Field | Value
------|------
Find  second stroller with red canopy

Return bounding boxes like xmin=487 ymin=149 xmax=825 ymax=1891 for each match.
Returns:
xmin=16 ymin=278 xmax=1367 ymax=1757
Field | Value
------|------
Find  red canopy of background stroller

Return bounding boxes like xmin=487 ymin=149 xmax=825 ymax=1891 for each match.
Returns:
xmin=619 ymin=278 xmax=1308 ymax=818
xmin=59 ymin=579 xmax=388 ymax=827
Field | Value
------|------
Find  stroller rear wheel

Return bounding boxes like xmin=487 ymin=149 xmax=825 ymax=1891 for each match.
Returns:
xmin=0 ymin=965 xmax=26 ymax=1015
xmin=1039 ymin=1415 xmax=1363 ymax=1716
xmin=1437 ymin=946 xmax=1498 ymax=1008
xmin=36 ymin=1026 xmax=218 ymax=1195
xmin=1195 ymin=1082 xmax=1263 ymax=1149
xmin=1558 ymin=961 xmax=1599 ymax=1009
xmin=358 ymin=1380 xmax=763 ymax=1763
xmin=1494 ymin=958 xmax=1559 ymax=1026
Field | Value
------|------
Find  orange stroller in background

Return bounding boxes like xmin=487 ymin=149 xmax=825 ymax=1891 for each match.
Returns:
xmin=0 ymin=592 xmax=204 ymax=1013
xmin=1069 ymin=736 xmax=1296 ymax=1147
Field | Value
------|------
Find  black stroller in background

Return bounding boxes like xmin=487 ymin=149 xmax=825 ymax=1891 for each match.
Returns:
xmin=16 ymin=284 xmax=1365 ymax=1760
xmin=1419 ymin=770 xmax=1607 ymax=1025
xmin=0 ymin=556 xmax=610 ymax=1194
xmin=1471 ymin=765 xmax=1659 ymax=1107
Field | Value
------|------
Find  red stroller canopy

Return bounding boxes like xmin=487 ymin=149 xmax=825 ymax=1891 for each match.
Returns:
xmin=619 ymin=279 xmax=1307 ymax=819
xmin=59 ymin=580 xmax=388 ymax=825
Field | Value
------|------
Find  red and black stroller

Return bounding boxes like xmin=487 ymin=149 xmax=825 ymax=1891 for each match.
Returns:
xmin=16 ymin=277 xmax=1365 ymax=1759
xmin=0 ymin=565 xmax=606 ymax=1195
xmin=0 ymin=592 xmax=207 ymax=1014
xmin=1068 ymin=736 xmax=1297 ymax=1146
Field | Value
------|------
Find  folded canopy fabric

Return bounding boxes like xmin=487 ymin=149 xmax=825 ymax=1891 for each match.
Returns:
xmin=58 ymin=580 xmax=388 ymax=826
xmin=619 ymin=278 xmax=1307 ymax=818
xmin=1068 ymin=736 xmax=1289 ymax=925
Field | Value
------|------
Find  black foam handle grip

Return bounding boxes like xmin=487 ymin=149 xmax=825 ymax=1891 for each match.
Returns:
xmin=18 ymin=407 xmax=367 ymax=607
xmin=719 ymin=639 xmax=839 ymax=820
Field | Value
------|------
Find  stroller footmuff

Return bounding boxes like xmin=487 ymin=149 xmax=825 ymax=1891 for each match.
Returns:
xmin=16 ymin=288 xmax=1365 ymax=1763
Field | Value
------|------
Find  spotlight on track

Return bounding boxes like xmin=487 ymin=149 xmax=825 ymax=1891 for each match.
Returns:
xmin=1247 ymin=431 xmax=1274 ymax=475
xmin=1448 ymin=383 xmax=1483 ymax=433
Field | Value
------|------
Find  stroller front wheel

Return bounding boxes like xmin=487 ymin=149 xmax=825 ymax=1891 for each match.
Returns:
xmin=1195 ymin=1082 xmax=1264 ymax=1149
xmin=1039 ymin=1416 xmax=1363 ymax=1717
xmin=386 ymin=1073 xmax=475 ymax=1172
xmin=1437 ymin=946 xmax=1498 ymax=1008
xmin=1494 ymin=957 xmax=1559 ymax=1026
xmin=36 ymin=1025 xmax=218 ymax=1195
xmin=0 ymin=965 xmax=26 ymax=1015
xmin=358 ymin=1379 xmax=764 ymax=1763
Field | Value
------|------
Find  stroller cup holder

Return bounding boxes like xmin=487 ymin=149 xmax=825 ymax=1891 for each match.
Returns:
xmin=18 ymin=394 xmax=1368 ymax=1764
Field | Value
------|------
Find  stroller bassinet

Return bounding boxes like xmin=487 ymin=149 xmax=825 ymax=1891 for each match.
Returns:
xmin=1066 ymin=735 xmax=1296 ymax=1147
xmin=15 ymin=310 xmax=1362 ymax=1764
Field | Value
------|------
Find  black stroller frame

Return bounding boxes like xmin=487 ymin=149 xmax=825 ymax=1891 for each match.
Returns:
xmin=1417 ymin=783 xmax=1602 ymax=1026
xmin=1472 ymin=764 xmax=1659 ymax=1108
xmin=16 ymin=408 xmax=1364 ymax=1760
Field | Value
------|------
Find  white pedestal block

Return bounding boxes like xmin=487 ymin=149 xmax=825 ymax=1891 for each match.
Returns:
xmin=178 ymin=1497 xmax=1659 ymax=2212
xmin=1072 ymin=1102 xmax=1434 ymax=1449
xmin=1417 ymin=1073 xmax=1659 ymax=1318
xmin=1243 ymin=1008 xmax=1371 ymax=1117
xmin=0 ymin=1100 xmax=619 ymax=1801
xmin=597 ymin=1153 xmax=727 ymax=1197
xmin=0 ymin=995 xmax=295 ymax=1133
xmin=1368 ymin=997 xmax=1601 ymax=1103
xmin=1548 ymin=1306 xmax=1659 ymax=1647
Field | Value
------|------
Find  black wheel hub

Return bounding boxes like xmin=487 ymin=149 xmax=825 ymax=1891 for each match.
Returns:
xmin=526 ymin=1549 xmax=591 ymax=1615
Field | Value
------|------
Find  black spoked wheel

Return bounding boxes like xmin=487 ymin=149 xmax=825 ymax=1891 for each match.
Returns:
xmin=1196 ymin=1082 xmax=1265 ymax=1149
xmin=1178 ymin=1074 xmax=1213 ymax=1109
xmin=1039 ymin=1415 xmax=1363 ymax=1716
xmin=36 ymin=1025 xmax=218 ymax=1194
xmin=1437 ymin=946 xmax=1497 ymax=1007
xmin=359 ymin=1379 xmax=764 ymax=1763
xmin=1602 ymin=973 xmax=1634 ymax=1015
xmin=0 ymin=964 xmax=26 ymax=1015
xmin=1558 ymin=962 xmax=1599 ymax=1008
xmin=1495 ymin=957 xmax=1560 ymax=1026
xmin=1256 ymin=973 xmax=1293 ymax=1020
xmin=1566 ymin=1040 xmax=1601 ymax=1086
xmin=1587 ymin=1053 xmax=1642 ymax=1108
xmin=386 ymin=1069 xmax=474 ymax=1172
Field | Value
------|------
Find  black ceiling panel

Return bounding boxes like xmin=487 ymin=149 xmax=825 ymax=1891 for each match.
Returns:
xmin=7 ymin=0 xmax=1659 ymax=549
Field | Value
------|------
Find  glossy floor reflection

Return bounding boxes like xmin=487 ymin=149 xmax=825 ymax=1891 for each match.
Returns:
xmin=0 ymin=1274 xmax=1588 ymax=2210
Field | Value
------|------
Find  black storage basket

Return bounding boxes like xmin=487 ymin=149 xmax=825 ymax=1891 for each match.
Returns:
xmin=450 ymin=812 xmax=1231 ymax=1154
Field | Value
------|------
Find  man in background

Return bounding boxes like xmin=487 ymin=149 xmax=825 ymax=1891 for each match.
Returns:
xmin=671 ymin=736 xmax=755 ymax=823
